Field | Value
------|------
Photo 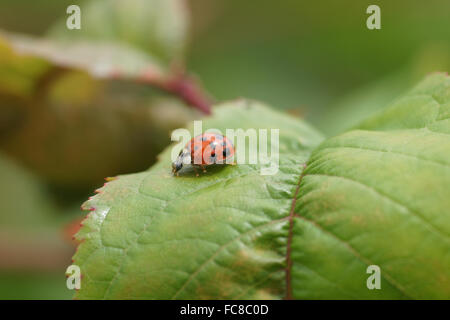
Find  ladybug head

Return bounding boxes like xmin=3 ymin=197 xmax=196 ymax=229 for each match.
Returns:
xmin=172 ymin=149 xmax=189 ymax=174
xmin=172 ymin=159 xmax=183 ymax=173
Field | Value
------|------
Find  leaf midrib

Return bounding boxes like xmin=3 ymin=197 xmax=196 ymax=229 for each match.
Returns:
xmin=284 ymin=163 xmax=306 ymax=300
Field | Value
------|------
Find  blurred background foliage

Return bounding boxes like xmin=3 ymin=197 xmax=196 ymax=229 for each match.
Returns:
xmin=0 ymin=0 xmax=449 ymax=299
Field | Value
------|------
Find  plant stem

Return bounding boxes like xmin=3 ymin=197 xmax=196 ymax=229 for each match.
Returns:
xmin=137 ymin=69 xmax=213 ymax=115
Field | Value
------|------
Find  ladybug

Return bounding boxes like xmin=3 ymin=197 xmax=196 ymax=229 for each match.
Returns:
xmin=172 ymin=133 xmax=235 ymax=176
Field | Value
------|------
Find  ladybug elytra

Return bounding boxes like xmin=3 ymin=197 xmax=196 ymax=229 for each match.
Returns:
xmin=172 ymin=133 xmax=235 ymax=176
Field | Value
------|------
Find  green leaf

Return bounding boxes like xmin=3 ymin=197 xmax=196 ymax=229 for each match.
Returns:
xmin=48 ymin=0 xmax=189 ymax=64
xmin=0 ymin=31 xmax=166 ymax=80
xmin=74 ymin=100 xmax=323 ymax=299
xmin=290 ymin=73 xmax=450 ymax=299
xmin=74 ymin=74 xmax=450 ymax=299
xmin=0 ymin=35 xmax=51 ymax=97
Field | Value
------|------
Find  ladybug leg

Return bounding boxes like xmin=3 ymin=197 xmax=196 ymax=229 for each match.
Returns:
xmin=193 ymin=166 xmax=200 ymax=177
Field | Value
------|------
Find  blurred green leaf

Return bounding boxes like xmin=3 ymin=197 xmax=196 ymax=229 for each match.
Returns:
xmin=74 ymin=74 xmax=449 ymax=299
xmin=0 ymin=32 xmax=199 ymax=189
xmin=49 ymin=0 xmax=189 ymax=64
xmin=0 ymin=36 xmax=50 ymax=97
xmin=1 ymin=30 xmax=166 ymax=80
xmin=0 ymin=0 xmax=196 ymax=190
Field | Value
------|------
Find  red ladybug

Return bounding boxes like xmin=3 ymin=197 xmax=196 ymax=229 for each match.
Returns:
xmin=172 ymin=133 xmax=235 ymax=176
